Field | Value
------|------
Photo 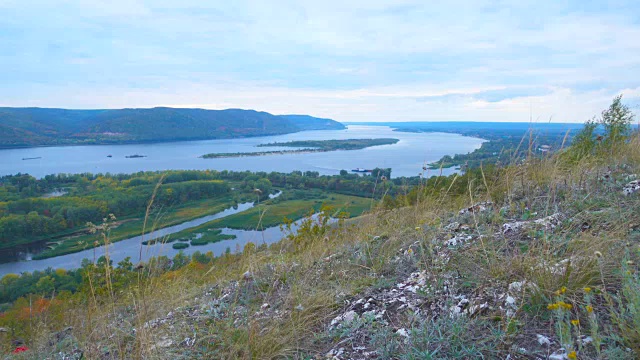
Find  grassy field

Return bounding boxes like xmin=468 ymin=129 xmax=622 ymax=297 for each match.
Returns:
xmin=33 ymin=195 xmax=240 ymax=259
xmin=169 ymin=193 xmax=372 ymax=245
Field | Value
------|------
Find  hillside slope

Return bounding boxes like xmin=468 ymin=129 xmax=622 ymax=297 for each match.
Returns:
xmin=0 ymin=107 xmax=344 ymax=148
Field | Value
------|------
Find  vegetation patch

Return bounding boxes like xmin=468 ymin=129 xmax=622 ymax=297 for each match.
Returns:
xmin=201 ymin=138 xmax=399 ymax=158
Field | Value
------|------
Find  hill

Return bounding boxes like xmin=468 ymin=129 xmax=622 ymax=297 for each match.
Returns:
xmin=0 ymin=107 xmax=345 ymax=148
xmin=279 ymin=114 xmax=347 ymax=131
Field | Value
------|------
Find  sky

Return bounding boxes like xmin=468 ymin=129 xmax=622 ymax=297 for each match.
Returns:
xmin=0 ymin=0 xmax=639 ymax=123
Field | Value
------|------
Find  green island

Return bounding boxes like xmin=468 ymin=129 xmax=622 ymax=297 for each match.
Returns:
xmin=201 ymin=138 xmax=399 ymax=158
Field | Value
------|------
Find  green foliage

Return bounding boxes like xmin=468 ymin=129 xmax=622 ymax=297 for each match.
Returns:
xmin=0 ymin=107 xmax=344 ymax=147
xmin=562 ymin=95 xmax=635 ymax=162
xmin=600 ymin=94 xmax=634 ymax=149
xmin=202 ymin=138 xmax=398 ymax=158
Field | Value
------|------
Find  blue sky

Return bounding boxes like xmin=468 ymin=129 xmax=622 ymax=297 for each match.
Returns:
xmin=0 ymin=0 xmax=638 ymax=122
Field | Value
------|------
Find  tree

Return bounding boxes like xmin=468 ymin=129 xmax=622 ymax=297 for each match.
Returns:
xmin=600 ymin=95 xmax=634 ymax=150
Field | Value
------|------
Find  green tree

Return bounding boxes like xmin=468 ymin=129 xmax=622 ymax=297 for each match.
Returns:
xmin=600 ymin=95 xmax=634 ymax=151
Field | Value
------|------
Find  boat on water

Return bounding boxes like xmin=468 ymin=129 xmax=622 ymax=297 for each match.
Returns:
xmin=125 ymin=154 xmax=146 ymax=158
xmin=107 ymin=155 xmax=112 ymax=158
xmin=22 ymin=157 xmax=42 ymax=160
xmin=351 ymin=168 xmax=372 ymax=173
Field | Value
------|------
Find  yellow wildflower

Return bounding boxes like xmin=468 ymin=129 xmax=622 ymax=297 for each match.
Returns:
xmin=586 ymin=305 xmax=593 ymax=313
xmin=571 ymin=319 xmax=580 ymax=326
xmin=567 ymin=350 xmax=577 ymax=359
xmin=583 ymin=287 xmax=591 ymax=293
xmin=563 ymin=303 xmax=573 ymax=310
xmin=547 ymin=303 xmax=559 ymax=310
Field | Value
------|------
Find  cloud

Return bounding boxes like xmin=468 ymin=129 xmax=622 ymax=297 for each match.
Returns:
xmin=0 ymin=0 xmax=638 ymax=123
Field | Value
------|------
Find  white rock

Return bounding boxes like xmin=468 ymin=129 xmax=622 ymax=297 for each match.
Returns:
xmin=549 ymin=348 xmax=568 ymax=360
xmin=623 ymin=180 xmax=640 ymax=196
xmin=396 ymin=328 xmax=410 ymax=343
xmin=579 ymin=335 xmax=593 ymax=345
xmin=536 ymin=334 xmax=551 ymax=346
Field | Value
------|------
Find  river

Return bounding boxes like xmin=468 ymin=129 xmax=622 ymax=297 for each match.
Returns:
xmin=0 ymin=125 xmax=484 ymax=178
xmin=0 ymin=192 xmax=313 ymax=276
xmin=0 ymin=125 xmax=485 ymax=275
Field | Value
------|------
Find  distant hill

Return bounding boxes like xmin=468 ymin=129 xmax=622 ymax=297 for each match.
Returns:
xmin=279 ymin=115 xmax=346 ymax=131
xmin=0 ymin=107 xmax=345 ymax=148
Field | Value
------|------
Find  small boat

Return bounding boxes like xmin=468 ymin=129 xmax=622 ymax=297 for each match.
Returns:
xmin=107 ymin=155 xmax=112 ymax=158
xmin=22 ymin=157 xmax=42 ymax=160
xmin=351 ymin=168 xmax=372 ymax=173
xmin=125 ymin=154 xmax=147 ymax=158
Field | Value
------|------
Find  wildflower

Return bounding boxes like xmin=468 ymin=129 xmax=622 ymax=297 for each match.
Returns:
xmin=554 ymin=286 xmax=567 ymax=296
xmin=563 ymin=303 xmax=573 ymax=310
xmin=586 ymin=305 xmax=593 ymax=313
xmin=571 ymin=319 xmax=580 ymax=326
xmin=567 ymin=350 xmax=577 ymax=359
xmin=415 ymin=226 xmax=421 ymax=231
xmin=407 ymin=248 xmax=414 ymax=255
xmin=547 ymin=303 xmax=559 ymax=310
xmin=583 ymin=287 xmax=591 ymax=293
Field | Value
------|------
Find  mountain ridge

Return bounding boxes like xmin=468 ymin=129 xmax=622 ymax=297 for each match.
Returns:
xmin=0 ymin=107 xmax=345 ymax=148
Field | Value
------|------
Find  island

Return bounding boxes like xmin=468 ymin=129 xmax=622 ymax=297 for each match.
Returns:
xmin=201 ymin=138 xmax=399 ymax=158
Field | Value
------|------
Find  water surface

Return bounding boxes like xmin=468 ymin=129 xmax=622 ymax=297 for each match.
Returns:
xmin=0 ymin=126 xmax=484 ymax=178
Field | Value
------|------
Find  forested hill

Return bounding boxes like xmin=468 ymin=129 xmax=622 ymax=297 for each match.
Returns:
xmin=0 ymin=107 xmax=345 ymax=148
xmin=278 ymin=115 xmax=346 ymax=131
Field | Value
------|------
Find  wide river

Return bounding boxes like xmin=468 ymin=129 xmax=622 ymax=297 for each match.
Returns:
xmin=0 ymin=125 xmax=484 ymax=178
xmin=0 ymin=125 xmax=484 ymax=275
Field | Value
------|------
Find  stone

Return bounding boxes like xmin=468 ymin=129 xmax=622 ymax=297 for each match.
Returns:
xmin=536 ymin=334 xmax=551 ymax=346
xmin=623 ymin=179 xmax=640 ymax=196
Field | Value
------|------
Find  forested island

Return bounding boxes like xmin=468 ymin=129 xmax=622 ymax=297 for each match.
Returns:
xmin=201 ymin=138 xmax=399 ymax=158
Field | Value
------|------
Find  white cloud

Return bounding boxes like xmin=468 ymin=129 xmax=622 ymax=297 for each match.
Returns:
xmin=0 ymin=0 xmax=638 ymax=122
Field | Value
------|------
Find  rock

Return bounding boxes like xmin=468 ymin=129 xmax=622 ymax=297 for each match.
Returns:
xmin=459 ymin=201 xmax=493 ymax=215
xmin=343 ymin=310 xmax=357 ymax=322
xmin=579 ymin=335 xmax=593 ymax=345
xmin=549 ymin=348 xmax=568 ymax=360
xmin=395 ymin=328 xmax=410 ymax=343
xmin=533 ymin=213 xmax=564 ymax=230
xmin=445 ymin=234 xmax=473 ymax=247
xmin=623 ymin=179 xmax=640 ymax=196
xmin=181 ymin=337 xmax=196 ymax=347
xmin=502 ymin=221 xmax=528 ymax=234
xmin=153 ymin=338 xmax=174 ymax=349
xmin=326 ymin=347 xmax=345 ymax=359
xmin=536 ymin=334 xmax=551 ymax=346
xmin=444 ymin=222 xmax=461 ymax=231
xmin=242 ymin=271 xmax=253 ymax=281
xmin=0 ymin=327 xmax=7 ymax=332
